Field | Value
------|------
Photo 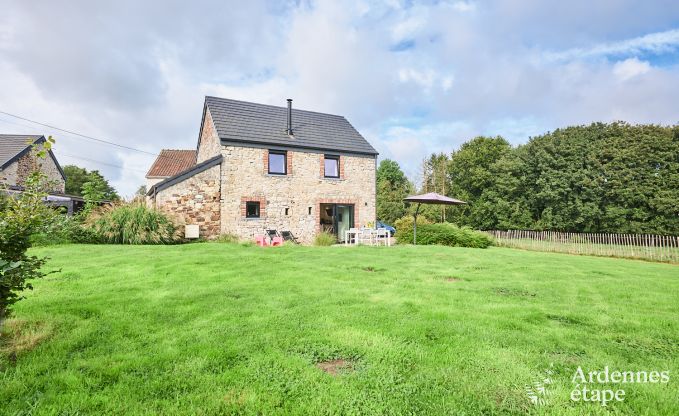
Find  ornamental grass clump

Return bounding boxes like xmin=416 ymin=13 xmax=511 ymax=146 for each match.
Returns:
xmin=314 ymin=231 xmax=336 ymax=246
xmin=84 ymin=203 xmax=180 ymax=244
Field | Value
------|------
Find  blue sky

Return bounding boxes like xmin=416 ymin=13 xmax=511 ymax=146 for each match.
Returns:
xmin=1 ymin=0 xmax=679 ymax=195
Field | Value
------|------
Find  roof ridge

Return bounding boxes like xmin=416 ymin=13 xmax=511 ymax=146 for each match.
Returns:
xmin=205 ymin=96 xmax=347 ymax=119
xmin=0 ymin=134 xmax=43 ymax=138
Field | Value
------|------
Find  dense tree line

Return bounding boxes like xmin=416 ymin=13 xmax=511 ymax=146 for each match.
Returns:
xmin=378 ymin=122 xmax=679 ymax=235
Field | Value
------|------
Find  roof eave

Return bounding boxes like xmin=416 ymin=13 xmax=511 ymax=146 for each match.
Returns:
xmin=219 ymin=137 xmax=379 ymax=157
xmin=148 ymin=154 xmax=222 ymax=197
xmin=0 ymin=135 xmax=46 ymax=170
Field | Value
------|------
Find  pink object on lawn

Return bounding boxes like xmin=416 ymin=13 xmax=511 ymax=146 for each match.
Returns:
xmin=271 ymin=236 xmax=284 ymax=246
xmin=255 ymin=235 xmax=268 ymax=246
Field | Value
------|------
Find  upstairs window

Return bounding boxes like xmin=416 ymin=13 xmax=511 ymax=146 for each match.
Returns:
xmin=268 ymin=150 xmax=287 ymax=175
xmin=324 ymin=155 xmax=340 ymax=178
xmin=246 ymin=201 xmax=260 ymax=218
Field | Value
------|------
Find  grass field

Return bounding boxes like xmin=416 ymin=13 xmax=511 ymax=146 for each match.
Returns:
xmin=1 ymin=244 xmax=678 ymax=415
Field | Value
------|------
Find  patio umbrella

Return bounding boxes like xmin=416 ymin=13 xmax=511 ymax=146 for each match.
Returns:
xmin=403 ymin=192 xmax=467 ymax=245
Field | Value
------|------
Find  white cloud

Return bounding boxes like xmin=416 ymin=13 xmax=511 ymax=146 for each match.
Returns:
xmin=449 ymin=1 xmax=476 ymax=12
xmin=2 ymin=0 xmax=679 ymax=193
xmin=613 ymin=57 xmax=651 ymax=81
xmin=544 ymin=28 xmax=679 ymax=62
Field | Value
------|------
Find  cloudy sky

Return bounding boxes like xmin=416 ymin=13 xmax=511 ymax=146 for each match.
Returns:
xmin=1 ymin=0 xmax=679 ymax=196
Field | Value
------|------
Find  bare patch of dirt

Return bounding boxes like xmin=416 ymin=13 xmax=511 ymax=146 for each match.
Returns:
xmin=316 ymin=359 xmax=354 ymax=376
xmin=445 ymin=276 xmax=462 ymax=282
xmin=223 ymin=388 xmax=250 ymax=406
xmin=494 ymin=287 xmax=536 ymax=297
xmin=546 ymin=314 xmax=583 ymax=325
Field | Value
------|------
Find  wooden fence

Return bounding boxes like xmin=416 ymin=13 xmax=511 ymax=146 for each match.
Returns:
xmin=486 ymin=230 xmax=679 ymax=263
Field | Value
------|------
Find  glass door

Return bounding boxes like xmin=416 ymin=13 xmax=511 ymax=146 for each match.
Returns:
xmin=334 ymin=204 xmax=354 ymax=242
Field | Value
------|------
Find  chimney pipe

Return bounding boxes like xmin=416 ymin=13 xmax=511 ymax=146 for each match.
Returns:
xmin=286 ymin=98 xmax=293 ymax=136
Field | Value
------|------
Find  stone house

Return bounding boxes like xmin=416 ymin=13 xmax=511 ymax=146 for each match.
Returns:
xmin=146 ymin=96 xmax=378 ymax=244
xmin=0 ymin=134 xmax=66 ymax=193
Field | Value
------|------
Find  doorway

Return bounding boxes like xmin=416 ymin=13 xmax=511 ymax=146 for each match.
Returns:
xmin=319 ymin=203 xmax=354 ymax=242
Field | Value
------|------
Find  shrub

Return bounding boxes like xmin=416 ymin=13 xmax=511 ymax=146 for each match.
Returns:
xmin=396 ymin=221 xmax=494 ymax=248
xmin=0 ymin=172 xmax=55 ymax=327
xmin=314 ymin=231 xmax=336 ymax=246
xmin=394 ymin=215 xmax=432 ymax=236
xmin=31 ymin=214 xmax=100 ymax=246
xmin=84 ymin=203 xmax=180 ymax=244
xmin=213 ymin=233 xmax=240 ymax=244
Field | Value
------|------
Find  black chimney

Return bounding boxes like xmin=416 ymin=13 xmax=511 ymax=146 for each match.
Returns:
xmin=286 ymin=98 xmax=293 ymax=136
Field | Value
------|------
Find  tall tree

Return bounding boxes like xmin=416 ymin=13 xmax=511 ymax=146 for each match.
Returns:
xmin=447 ymin=136 xmax=512 ymax=226
xmin=63 ymin=165 xmax=89 ymax=195
xmin=63 ymin=165 xmax=119 ymax=200
xmin=419 ymin=153 xmax=452 ymax=222
xmin=376 ymin=159 xmax=412 ymax=224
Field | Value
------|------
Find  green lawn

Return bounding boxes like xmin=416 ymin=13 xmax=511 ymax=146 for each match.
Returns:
xmin=1 ymin=244 xmax=678 ymax=415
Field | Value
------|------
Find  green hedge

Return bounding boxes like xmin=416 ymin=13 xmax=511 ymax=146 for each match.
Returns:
xmin=396 ymin=221 xmax=494 ymax=248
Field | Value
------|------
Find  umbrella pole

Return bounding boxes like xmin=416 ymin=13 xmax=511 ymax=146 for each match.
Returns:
xmin=413 ymin=203 xmax=421 ymax=245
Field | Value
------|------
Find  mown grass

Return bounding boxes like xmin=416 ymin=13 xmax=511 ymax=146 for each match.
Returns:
xmin=1 ymin=244 xmax=678 ymax=415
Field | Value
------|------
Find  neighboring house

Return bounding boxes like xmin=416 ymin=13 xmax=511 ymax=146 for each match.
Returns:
xmin=0 ymin=134 xmax=66 ymax=193
xmin=145 ymin=149 xmax=197 ymax=189
xmin=147 ymin=96 xmax=378 ymax=243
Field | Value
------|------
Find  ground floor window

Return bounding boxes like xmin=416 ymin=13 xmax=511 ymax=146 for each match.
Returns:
xmin=246 ymin=201 xmax=260 ymax=218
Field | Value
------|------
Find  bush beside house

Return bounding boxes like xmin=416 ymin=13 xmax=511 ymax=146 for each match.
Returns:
xmin=84 ymin=203 xmax=180 ymax=245
xmin=395 ymin=216 xmax=493 ymax=248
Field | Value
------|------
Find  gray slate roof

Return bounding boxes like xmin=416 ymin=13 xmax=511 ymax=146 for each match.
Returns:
xmin=204 ymin=96 xmax=378 ymax=156
xmin=0 ymin=134 xmax=43 ymax=168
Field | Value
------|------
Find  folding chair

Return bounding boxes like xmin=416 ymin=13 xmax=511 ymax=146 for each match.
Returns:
xmin=265 ymin=229 xmax=279 ymax=244
xmin=280 ymin=231 xmax=300 ymax=244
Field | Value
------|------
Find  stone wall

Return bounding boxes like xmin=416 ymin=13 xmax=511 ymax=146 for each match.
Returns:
xmin=0 ymin=148 xmax=65 ymax=193
xmin=220 ymin=145 xmax=376 ymax=244
xmin=0 ymin=159 xmax=18 ymax=186
xmin=153 ymin=164 xmax=221 ymax=238
xmin=196 ymin=108 xmax=221 ymax=164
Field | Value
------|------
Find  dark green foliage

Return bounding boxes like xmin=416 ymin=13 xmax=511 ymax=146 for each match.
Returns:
xmin=436 ymin=123 xmax=679 ymax=234
xmin=396 ymin=221 xmax=493 ymax=248
xmin=0 ymin=173 xmax=54 ymax=325
xmin=30 ymin=215 xmax=100 ymax=246
xmin=63 ymin=165 xmax=119 ymax=200
xmin=376 ymin=159 xmax=413 ymax=224
xmin=84 ymin=203 xmax=180 ymax=244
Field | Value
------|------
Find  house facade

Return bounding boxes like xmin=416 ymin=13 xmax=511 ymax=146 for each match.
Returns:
xmin=0 ymin=134 xmax=66 ymax=193
xmin=147 ymin=97 xmax=378 ymax=244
